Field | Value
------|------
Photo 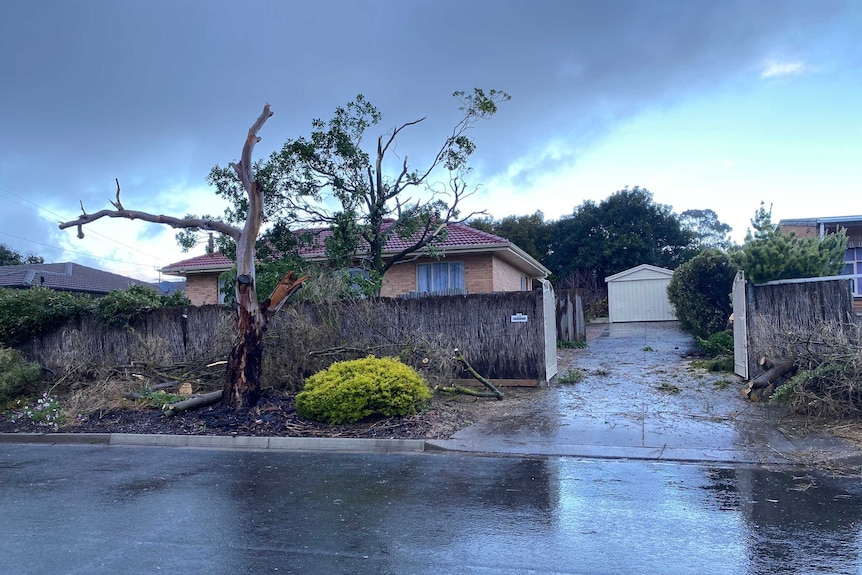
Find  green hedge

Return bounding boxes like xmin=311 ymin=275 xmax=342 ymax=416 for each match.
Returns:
xmin=0 ymin=285 xmax=190 ymax=346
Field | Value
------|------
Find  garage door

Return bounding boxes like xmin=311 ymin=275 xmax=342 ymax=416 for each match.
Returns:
xmin=605 ymin=264 xmax=677 ymax=323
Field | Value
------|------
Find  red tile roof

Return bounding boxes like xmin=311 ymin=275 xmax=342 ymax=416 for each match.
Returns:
xmin=160 ymin=252 xmax=233 ymax=274
xmin=298 ymin=221 xmax=508 ymax=258
xmin=159 ymin=222 xmax=545 ymax=276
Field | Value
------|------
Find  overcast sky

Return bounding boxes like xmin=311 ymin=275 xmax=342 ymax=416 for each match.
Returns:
xmin=1 ymin=0 xmax=860 ymax=282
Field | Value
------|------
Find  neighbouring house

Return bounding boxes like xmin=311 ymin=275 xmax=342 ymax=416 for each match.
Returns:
xmin=159 ymin=251 xmax=233 ymax=305
xmin=779 ymin=215 xmax=862 ymax=313
xmin=605 ymin=264 xmax=677 ymax=323
xmin=160 ymin=222 xmax=551 ymax=306
xmin=0 ymin=262 xmax=183 ymax=296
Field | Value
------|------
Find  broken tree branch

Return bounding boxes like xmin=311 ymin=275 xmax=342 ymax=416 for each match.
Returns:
xmin=438 ymin=384 xmax=500 ymax=398
xmin=454 ymin=348 xmax=504 ymax=400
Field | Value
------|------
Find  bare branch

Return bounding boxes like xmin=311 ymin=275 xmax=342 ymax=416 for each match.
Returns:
xmin=59 ymin=207 xmax=242 ymax=240
xmin=379 ymin=117 xmax=425 ymax=158
xmin=109 ymin=178 xmax=124 ymax=210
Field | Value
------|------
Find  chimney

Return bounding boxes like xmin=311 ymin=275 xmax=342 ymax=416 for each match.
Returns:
xmin=206 ymin=233 xmax=215 ymax=255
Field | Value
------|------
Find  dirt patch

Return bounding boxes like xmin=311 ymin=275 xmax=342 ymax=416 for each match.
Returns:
xmin=0 ymin=387 xmax=546 ymax=440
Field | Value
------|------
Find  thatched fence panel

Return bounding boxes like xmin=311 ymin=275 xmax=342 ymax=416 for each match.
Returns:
xmin=745 ymin=278 xmax=855 ymax=378
xmin=20 ymin=291 xmax=552 ymax=384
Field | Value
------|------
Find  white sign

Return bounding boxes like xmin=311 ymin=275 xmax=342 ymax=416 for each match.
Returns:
xmin=510 ymin=313 xmax=528 ymax=323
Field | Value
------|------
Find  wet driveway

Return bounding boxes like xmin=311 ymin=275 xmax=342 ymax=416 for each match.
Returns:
xmin=435 ymin=322 xmax=860 ymax=463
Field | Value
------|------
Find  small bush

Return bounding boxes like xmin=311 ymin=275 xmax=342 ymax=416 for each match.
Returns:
xmin=696 ymin=330 xmax=733 ymax=356
xmin=296 ymin=356 xmax=432 ymax=424
xmin=557 ymin=369 xmax=583 ymax=384
xmin=690 ymin=356 xmax=734 ymax=372
xmin=0 ymin=347 xmax=42 ymax=404
xmin=667 ymin=249 xmax=736 ymax=339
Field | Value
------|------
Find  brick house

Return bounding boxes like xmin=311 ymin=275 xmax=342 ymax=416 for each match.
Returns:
xmin=159 ymin=252 xmax=233 ymax=305
xmin=160 ymin=223 xmax=550 ymax=306
xmin=779 ymin=215 xmax=862 ymax=313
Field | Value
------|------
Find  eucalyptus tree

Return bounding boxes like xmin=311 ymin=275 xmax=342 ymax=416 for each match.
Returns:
xmin=60 ymin=105 xmax=307 ymax=409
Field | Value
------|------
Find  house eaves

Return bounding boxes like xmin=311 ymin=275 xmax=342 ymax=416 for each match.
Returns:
xmin=161 ymin=264 xmax=232 ymax=276
xmin=422 ymin=242 xmax=551 ymax=278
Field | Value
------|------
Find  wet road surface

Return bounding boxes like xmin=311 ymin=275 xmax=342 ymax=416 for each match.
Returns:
xmin=439 ymin=322 xmax=859 ymax=463
xmin=3 ymin=444 xmax=862 ymax=575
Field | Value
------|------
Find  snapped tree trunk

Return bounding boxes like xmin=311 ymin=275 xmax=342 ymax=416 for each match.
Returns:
xmin=224 ymin=280 xmax=265 ymax=409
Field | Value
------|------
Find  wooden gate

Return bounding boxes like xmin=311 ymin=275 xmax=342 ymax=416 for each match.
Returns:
xmin=732 ymin=270 xmax=748 ymax=379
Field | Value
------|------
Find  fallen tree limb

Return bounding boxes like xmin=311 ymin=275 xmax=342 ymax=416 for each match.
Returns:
xmin=454 ymin=349 xmax=504 ymax=400
xmin=438 ymin=384 xmax=500 ymax=398
xmin=163 ymin=390 xmax=223 ymax=417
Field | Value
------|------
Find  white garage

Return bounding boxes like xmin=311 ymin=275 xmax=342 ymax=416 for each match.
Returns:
xmin=605 ymin=264 xmax=677 ymax=323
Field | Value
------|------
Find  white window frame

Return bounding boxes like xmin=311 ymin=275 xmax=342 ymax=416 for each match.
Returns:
xmin=847 ymin=248 xmax=862 ymax=297
xmin=416 ymin=261 xmax=465 ymax=293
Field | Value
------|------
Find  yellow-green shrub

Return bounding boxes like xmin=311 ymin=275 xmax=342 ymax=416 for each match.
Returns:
xmin=296 ymin=356 xmax=431 ymax=424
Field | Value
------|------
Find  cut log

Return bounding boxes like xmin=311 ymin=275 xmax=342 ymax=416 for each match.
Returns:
xmin=742 ymin=358 xmax=795 ymax=401
xmin=163 ymin=390 xmax=223 ymax=417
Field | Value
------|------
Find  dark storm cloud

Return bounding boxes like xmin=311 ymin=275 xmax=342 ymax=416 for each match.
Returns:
xmin=0 ymin=0 xmax=857 ymax=264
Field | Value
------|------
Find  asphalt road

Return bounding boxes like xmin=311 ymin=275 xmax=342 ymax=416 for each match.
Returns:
xmin=3 ymin=444 xmax=862 ymax=574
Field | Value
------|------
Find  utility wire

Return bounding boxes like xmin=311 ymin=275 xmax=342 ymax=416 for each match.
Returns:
xmin=0 ymin=230 xmax=166 ymax=269
xmin=0 ymin=184 xmax=169 ymax=265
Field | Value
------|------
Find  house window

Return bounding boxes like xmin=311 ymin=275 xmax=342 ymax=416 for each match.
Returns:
xmin=417 ymin=262 xmax=464 ymax=293
xmin=217 ymin=277 xmax=227 ymax=304
xmin=346 ymin=267 xmax=370 ymax=296
xmin=846 ymin=248 xmax=862 ymax=297
xmin=520 ymin=275 xmax=528 ymax=291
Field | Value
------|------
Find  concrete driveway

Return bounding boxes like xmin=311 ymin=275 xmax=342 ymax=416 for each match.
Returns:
xmin=431 ymin=321 xmax=861 ymax=464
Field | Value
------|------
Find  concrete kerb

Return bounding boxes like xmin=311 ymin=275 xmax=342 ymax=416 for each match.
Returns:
xmin=0 ymin=433 xmax=427 ymax=454
xmin=3 ymin=433 xmax=860 ymax=466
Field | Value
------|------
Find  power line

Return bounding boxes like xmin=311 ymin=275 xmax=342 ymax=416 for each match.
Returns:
xmin=0 ymin=184 xmax=169 ymax=264
xmin=0 ymin=230 xmax=167 ymax=270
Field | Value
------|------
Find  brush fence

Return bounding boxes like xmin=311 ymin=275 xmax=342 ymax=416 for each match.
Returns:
xmin=21 ymin=291 xmax=555 ymax=384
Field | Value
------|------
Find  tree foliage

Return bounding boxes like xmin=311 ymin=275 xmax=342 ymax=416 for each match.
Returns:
xmin=468 ymin=211 xmax=552 ymax=264
xmin=0 ymin=244 xmax=44 ymax=266
xmin=548 ymin=187 xmax=696 ymax=281
xmin=731 ymin=203 xmax=847 ymax=284
xmin=666 ymin=249 xmax=737 ymax=339
xmin=679 ymin=208 xmax=732 ymax=250
xmin=205 ymin=89 xmax=509 ymax=292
